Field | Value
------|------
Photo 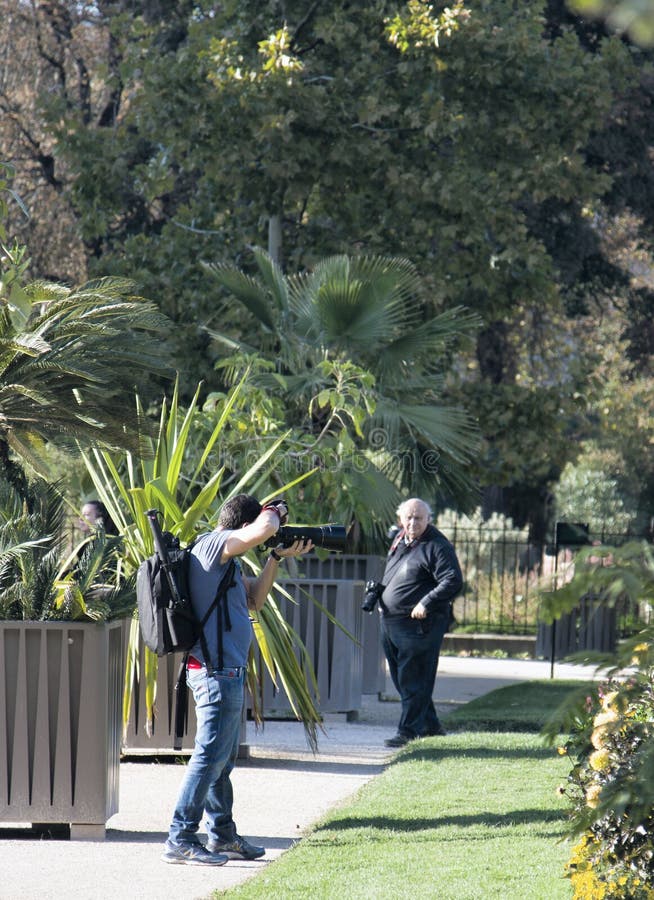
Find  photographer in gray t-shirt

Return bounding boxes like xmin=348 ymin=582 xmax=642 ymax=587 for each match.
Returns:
xmin=163 ymin=494 xmax=312 ymax=867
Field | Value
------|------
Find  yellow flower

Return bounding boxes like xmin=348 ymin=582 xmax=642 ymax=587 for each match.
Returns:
xmin=632 ymin=642 xmax=650 ymax=665
xmin=589 ymin=748 xmax=611 ymax=772
xmin=557 ymin=745 xmax=567 ymax=755
xmin=586 ymin=784 xmax=602 ymax=808
xmin=593 ymin=709 xmax=618 ymax=728
xmin=591 ymin=726 xmax=609 ymax=749
xmin=601 ymin=690 xmax=619 ymax=711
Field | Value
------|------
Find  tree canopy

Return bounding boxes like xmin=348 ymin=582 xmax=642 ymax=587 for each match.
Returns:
xmin=2 ymin=1 xmax=653 ymax=535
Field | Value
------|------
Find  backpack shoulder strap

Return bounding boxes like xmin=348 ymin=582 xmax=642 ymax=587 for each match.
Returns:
xmin=197 ymin=557 xmax=237 ymax=670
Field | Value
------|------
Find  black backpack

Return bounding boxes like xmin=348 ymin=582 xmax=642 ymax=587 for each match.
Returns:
xmin=136 ymin=533 xmax=196 ymax=656
xmin=136 ymin=531 xmax=237 ymax=659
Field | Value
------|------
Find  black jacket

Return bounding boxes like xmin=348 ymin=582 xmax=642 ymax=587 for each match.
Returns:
xmin=380 ymin=524 xmax=462 ymax=617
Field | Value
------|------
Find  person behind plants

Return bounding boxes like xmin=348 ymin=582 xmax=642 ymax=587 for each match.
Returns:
xmin=162 ymin=493 xmax=312 ymax=867
xmin=71 ymin=499 xmax=121 ymax=583
xmin=379 ymin=498 xmax=462 ymax=748
xmin=78 ymin=499 xmax=118 ymax=536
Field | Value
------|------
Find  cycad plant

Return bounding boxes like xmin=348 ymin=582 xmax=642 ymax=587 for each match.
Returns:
xmin=82 ymin=376 xmax=325 ymax=748
xmin=205 ymin=250 xmax=480 ymax=546
xmin=0 ymin=241 xmax=170 ymax=500
xmin=0 ymin=477 xmax=131 ymax=622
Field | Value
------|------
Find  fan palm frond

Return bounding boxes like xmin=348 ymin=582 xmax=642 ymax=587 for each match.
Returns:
xmin=204 ymin=263 xmax=278 ymax=330
xmin=204 ymin=247 xmax=480 ymax=515
xmin=288 ymin=254 xmax=423 ymax=349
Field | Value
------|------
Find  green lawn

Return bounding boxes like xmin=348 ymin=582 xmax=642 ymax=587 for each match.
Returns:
xmin=445 ymin=678 xmax=594 ymax=732
xmin=215 ymin=682 xmax=582 ymax=899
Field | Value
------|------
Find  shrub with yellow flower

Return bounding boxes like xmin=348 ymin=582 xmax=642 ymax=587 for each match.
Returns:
xmin=600 ymin=690 xmax=619 ymax=711
xmin=590 ymin=726 xmax=609 ymax=749
xmin=585 ymin=783 xmax=602 ymax=808
xmin=589 ymin=748 xmax=610 ymax=772
xmin=593 ymin=709 xmax=619 ymax=729
xmin=631 ymin=642 xmax=650 ymax=666
xmin=541 ymin=542 xmax=654 ymax=898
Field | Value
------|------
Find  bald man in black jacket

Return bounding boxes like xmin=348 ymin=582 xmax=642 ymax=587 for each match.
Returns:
xmin=379 ymin=498 xmax=462 ymax=748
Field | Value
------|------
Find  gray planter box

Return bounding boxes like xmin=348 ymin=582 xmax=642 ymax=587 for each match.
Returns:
xmin=360 ymin=607 xmax=386 ymax=695
xmin=262 ymin=579 xmax=364 ymax=716
xmin=293 ymin=556 xmax=387 ymax=695
xmin=0 ymin=619 xmax=126 ymax=840
xmin=123 ymin=567 xmax=383 ymax=749
xmin=123 ymin=645 xmax=197 ymax=751
xmin=295 ymin=553 xmax=384 ymax=583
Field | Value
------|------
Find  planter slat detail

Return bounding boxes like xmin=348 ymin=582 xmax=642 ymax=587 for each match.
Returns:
xmin=0 ymin=620 xmax=125 ymax=840
xmin=263 ymin=579 xmax=364 ymax=716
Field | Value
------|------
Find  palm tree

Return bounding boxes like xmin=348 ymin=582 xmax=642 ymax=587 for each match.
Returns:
xmin=205 ymin=250 xmax=480 ymax=543
xmin=0 ymin=255 xmax=170 ymax=501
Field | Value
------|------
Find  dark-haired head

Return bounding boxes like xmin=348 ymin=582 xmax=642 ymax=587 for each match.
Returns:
xmin=217 ymin=494 xmax=262 ymax=530
xmin=80 ymin=500 xmax=118 ymax=535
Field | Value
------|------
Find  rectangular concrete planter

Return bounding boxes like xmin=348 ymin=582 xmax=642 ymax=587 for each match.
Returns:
xmin=262 ymin=579 xmax=364 ymax=716
xmin=0 ymin=619 xmax=126 ymax=840
xmin=295 ymin=553 xmax=384 ymax=583
xmin=293 ymin=557 xmax=387 ymax=695
xmin=123 ymin=645 xmax=198 ymax=752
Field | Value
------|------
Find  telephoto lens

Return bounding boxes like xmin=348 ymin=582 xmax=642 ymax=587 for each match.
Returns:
xmin=264 ymin=524 xmax=348 ymax=552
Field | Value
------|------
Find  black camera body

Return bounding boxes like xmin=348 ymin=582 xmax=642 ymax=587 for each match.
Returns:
xmin=361 ymin=579 xmax=385 ymax=613
xmin=264 ymin=524 xmax=348 ymax=553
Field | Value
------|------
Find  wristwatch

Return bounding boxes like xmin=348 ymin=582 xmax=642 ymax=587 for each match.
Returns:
xmin=270 ymin=549 xmax=282 ymax=561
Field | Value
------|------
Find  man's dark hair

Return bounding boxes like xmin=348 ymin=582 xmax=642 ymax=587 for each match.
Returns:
xmin=218 ymin=494 xmax=262 ymax=529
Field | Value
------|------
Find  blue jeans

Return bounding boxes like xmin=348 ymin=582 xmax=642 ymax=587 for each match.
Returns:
xmin=168 ymin=666 xmax=245 ymax=846
xmin=380 ymin=610 xmax=449 ymax=738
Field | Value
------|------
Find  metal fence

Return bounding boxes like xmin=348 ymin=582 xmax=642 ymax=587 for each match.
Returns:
xmin=448 ymin=524 xmax=540 ymax=635
xmin=447 ymin=524 xmax=649 ymax=637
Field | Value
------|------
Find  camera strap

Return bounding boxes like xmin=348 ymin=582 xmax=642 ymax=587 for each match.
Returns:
xmin=389 ymin=528 xmax=406 ymax=554
xmin=383 ymin=534 xmax=421 ymax=587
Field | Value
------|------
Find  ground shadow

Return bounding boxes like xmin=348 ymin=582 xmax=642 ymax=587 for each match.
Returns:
xmin=122 ymin=753 xmax=388 ymax=777
xmin=387 ymin=745 xmax=557 ymax=767
xmin=239 ymin=756 xmax=387 ymax=777
xmin=0 ymin=826 xmax=298 ymax=850
xmin=312 ymin=807 xmax=565 ymax=834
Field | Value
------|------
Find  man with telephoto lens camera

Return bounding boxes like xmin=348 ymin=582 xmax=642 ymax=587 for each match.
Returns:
xmin=368 ymin=498 xmax=462 ymax=749
xmin=162 ymin=494 xmax=312 ymax=867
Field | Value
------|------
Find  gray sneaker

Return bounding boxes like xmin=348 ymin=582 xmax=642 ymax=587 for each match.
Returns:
xmin=161 ymin=840 xmax=229 ymax=866
xmin=207 ymin=835 xmax=265 ymax=860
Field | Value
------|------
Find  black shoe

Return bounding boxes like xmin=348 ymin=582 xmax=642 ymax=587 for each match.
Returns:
xmin=384 ymin=733 xmax=412 ymax=748
xmin=425 ymin=724 xmax=447 ymax=736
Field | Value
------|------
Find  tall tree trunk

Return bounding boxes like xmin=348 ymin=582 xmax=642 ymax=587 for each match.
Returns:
xmin=476 ymin=321 xmax=517 ymax=384
xmin=268 ymin=214 xmax=282 ymax=264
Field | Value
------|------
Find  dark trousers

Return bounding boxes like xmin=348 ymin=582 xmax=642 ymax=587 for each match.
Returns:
xmin=380 ymin=610 xmax=449 ymax=738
